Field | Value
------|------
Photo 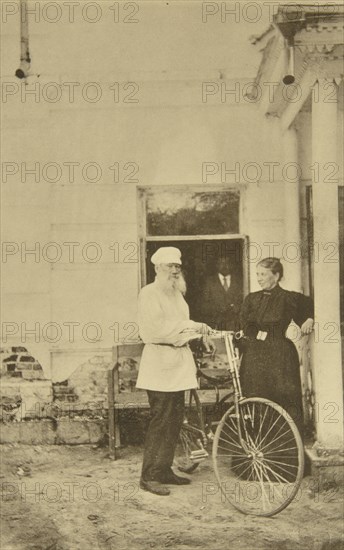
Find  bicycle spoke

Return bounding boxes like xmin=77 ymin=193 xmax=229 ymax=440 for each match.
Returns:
xmin=216 ymin=445 xmax=246 ymax=456
xmin=254 ymin=411 xmax=286 ymax=451
xmin=257 ymin=462 xmax=286 ymax=503
xmin=221 ymin=418 xmax=242 ymax=439
xmin=256 ymin=457 xmax=296 ymax=485
xmin=262 ymin=439 xmax=297 ymax=458
xmin=262 ymin=458 xmax=299 ymax=479
xmin=263 ymin=457 xmax=299 ymax=469
xmin=256 ymin=455 xmax=292 ymax=499
xmin=218 ymin=428 xmax=246 ymax=452
xmin=259 ymin=428 xmax=296 ymax=454
xmin=252 ymin=462 xmax=271 ymax=512
xmin=218 ymin=428 xmax=243 ymax=450
xmin=231 ymin=459 xmax=253 ymax=479
xmin=217 ymin=446 xmax=248 ymax=458
xmin=252 ymin=402 xmax=270 ymax=443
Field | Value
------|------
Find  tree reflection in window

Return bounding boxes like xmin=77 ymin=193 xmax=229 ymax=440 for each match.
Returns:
xmin=146 ymin=190 xmax=240 ymax=235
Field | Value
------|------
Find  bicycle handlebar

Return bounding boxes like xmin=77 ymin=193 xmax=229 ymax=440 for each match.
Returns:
xmin=207 ymin=329 xmax=244 ymax=340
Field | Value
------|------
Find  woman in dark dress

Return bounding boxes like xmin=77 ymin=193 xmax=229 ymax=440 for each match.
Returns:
xmin=240 ymin=258 xmax=314 ymax=435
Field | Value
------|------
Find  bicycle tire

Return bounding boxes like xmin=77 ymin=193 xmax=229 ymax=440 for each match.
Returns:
xmin=175 ymin=390 xmax=209 ymax=474
xmin=212 ymin=397 xmax=304 ymax=517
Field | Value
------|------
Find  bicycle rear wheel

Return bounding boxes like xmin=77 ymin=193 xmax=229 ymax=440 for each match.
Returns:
xmin=212 ymin=397 xmax=304 ymax=516
xmin=175 ymin=390 xmax=209 ymax=474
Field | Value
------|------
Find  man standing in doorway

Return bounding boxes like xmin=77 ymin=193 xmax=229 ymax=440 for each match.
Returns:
xmin=201 ymin=255 xmax=242 ymax=332
xmin=136 ymin=246 xmax=213 ymax=496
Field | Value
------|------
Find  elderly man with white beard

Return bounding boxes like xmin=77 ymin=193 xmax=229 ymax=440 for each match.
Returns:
xmin=137 ymin=247 xmax=214 ymax=496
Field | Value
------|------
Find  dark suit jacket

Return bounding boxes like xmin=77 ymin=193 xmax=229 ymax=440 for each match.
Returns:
xmin=200 ymin=274 xmax=242 ymax=331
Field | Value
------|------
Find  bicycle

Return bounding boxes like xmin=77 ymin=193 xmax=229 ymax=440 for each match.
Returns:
xmin=175 ymin=331 xmax=305 ymax=517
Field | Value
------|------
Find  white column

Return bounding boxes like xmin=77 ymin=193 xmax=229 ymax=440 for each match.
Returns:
xmin=311 ymin=78 xmax=343 ymax=448
xmin=283 ymin=124 xmax=302 ymax=291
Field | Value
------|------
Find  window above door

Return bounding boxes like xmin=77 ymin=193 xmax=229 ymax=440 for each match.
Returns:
xmin=142 ymin=187 xmax=240 ymax=236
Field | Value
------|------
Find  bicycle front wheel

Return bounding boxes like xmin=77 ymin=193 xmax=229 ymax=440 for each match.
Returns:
xmin=212 ymin=397 xmax=304 ymax=517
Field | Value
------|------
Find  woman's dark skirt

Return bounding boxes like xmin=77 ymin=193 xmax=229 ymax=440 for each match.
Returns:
xmin=240 ymin=337 xmax=304 ymax=435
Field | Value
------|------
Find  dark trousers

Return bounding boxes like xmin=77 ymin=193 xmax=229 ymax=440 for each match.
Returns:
xmin=141 ymin=390 xmax=185 ymax=482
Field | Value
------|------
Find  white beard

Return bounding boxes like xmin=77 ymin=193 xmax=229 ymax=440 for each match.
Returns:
xmin=156 ymin=271 xmax=187 ymax=295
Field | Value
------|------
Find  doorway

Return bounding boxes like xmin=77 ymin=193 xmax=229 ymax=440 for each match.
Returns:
xmin=144 ymin=237 xmax=247 ymax=322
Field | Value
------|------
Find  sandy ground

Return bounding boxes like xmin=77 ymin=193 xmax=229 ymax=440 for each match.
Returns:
xmin=1 ymin=443 xmax=343 ymax=550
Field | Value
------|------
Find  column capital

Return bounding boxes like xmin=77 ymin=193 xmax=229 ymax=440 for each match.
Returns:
xmin=296 ymin=20 xmax=344 ymax=52
xmin=293 ymin=16 xmax=343 ymax=80
xmin=311 ymin=77 xmax=340 ymax=113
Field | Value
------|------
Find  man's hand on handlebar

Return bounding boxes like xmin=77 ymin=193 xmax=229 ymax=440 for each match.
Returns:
xmin=198 ymin=324 xmax=217 ymax=357
xmin=201 ymin=334 xmax=216 ymax=357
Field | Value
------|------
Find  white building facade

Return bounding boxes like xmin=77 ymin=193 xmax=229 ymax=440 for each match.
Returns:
xmin=1 ymin=2 xmax=343 ymax=451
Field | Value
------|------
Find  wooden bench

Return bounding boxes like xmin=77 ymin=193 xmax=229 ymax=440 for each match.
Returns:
xmin=108 ymin=342 xmax=145 ymax=460
xmin=108 ymin=341 xmax=233 ymax=460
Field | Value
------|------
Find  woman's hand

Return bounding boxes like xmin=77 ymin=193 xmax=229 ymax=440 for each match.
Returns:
xmin=301 ymin=318 xmax=314 ymax=335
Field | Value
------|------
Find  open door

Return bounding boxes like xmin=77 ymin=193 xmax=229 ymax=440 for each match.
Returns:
xmin=141 ymin=235 xmax=249 ymax=323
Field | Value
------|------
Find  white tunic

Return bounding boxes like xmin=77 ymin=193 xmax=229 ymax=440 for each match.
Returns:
xmin=136 ymin=280 xmax=201 ymax=391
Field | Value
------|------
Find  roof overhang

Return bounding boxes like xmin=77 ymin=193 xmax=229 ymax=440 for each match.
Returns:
xmin=250 ymin=4 xmax=344 ymax=129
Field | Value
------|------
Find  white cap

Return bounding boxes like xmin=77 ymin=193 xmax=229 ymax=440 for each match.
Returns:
xmin=151 ymin=247 xmax=182 ymax=265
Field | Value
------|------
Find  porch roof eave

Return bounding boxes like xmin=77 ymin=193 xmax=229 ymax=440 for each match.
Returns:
xmin=249 ymin=3 xmax=344 ymax=130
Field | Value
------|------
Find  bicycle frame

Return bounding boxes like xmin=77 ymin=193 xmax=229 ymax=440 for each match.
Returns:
xmin=222 ymin=331 xmax=242 ymax=400
xmin=181 ymin=332 xmax=240 ymax=449
xmin=200 ymin=330 xmax=254 ymax=454
xmin=184 ymin=330 xmax=270 ymax=462
xmin=178 ymin=335 xmax=235 ymax=465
